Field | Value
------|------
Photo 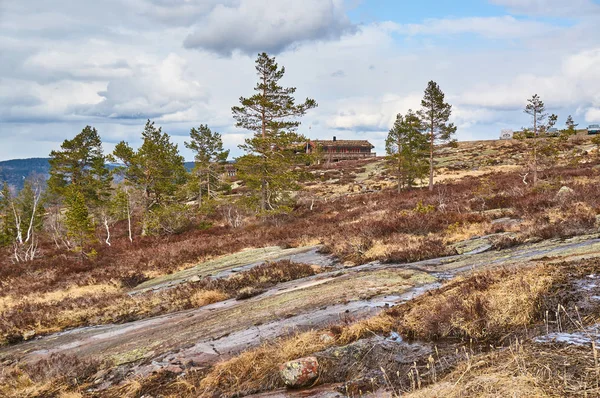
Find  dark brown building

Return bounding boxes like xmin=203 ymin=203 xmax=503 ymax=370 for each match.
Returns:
xmin=308 ymin=136 xmax=375 ymax=162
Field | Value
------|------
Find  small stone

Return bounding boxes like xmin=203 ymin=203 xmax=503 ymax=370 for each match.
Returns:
xmin=319 ymin=332 xmax=336 ymax=344
xmin=279 ymin=357 xmax=319 ymax=388
xmin=22 ymin=330 xmax=36 ymax=340
xmin=556 ymin=186 xmax=575 ymax=201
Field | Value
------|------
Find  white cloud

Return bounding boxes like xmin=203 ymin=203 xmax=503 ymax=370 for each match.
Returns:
xmin=1 ymin=0 xmax=600 ymax=160
xmin=83 ymin=54 xmax=208 ymax=120
xmin=490 ymin=0 xmax=600 ymax=17
xmin=393 ymin=15 xmax=556 ymax=39
xmin=183 ymin=0 xmax=356 ymax=55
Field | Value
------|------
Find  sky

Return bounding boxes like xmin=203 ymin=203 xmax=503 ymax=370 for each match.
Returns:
xmin=1 ymin=0 xmax=600 ymax=161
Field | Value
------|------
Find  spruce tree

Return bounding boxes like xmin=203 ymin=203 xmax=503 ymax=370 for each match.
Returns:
xmin=417 ymin=81 xmax=457 ymax=191
xmin=185 ymin=124 xmax=230 ymax=206
xmin=385 ymin=110 xmax=429 ymax=192
xmin=113 ymin=120 xmax=187 ymax=235
xmin=232 ymin=53 xmax=317 ymax=212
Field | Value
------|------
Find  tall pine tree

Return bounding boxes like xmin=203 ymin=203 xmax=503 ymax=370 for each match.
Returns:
xmin=113 ymin=120 xmax=187 ymax=235
xmin=185 ymin=124 xmax=229 ymax=206
xmin=64 ymin=186 xmax=95 ymax=260
xmin=385 ymin=110 xmax=429 ymax=192
xmin=48 ymin=125 xmax=112 ymax=208
xmin=232 ymin=53 xmax=317 ymax=212
xmin=522 ymin=94 xmax=548 ymax=186
xmin=418 ymin=81 xmax=457 ymax=191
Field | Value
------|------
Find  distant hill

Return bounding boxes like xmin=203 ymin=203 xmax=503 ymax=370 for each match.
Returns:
xmin=0 ymin=158 xmax=51 ymax=190
xmin=0 ymin=158 xmax=198 ymax=191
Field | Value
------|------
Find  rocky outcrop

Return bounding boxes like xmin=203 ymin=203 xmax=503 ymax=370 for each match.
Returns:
xmin=279 ymin=357 xmax=319 ymax=388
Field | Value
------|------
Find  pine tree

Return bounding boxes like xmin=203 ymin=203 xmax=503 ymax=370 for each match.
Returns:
xmin=0 ymin=182 xmax=13 ymax=247
xmin=565 ymin=115 xmax=578 ymax=136
xmin=113 ymin=120 xmax=187 ymax=235
xmin=592 ymin=135 xmax=600 ymax=159
xmin=417 ymin=81 xmax=457 ymax=191
xmin=48 ymin=126 xmax=112 ymax=207
xmin=232 ymin=52 xmax=317 ymax=138
xmin=385 ymin=110 xmax=429 ymax=192
xmin=232 ymin=53 xmax=317 ymax=212
xmin=237 ymin=130 xmax=311 ymax=213
xmin=522 ymin=94 xmax=548 ymax=186
xmin=525 ymin=94 xmax=547 ymax=138
xmin=185 ymin=124 xmax=230 ymax=206
xmin=64 ymin=187 xmax=95 ymax=259
xmin=47 ymin=126 xmax=112 ymax=245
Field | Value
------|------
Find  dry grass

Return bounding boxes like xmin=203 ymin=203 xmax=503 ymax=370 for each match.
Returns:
xmin=190 ymin=290 xmax=229 ymax=307
xmin=397 ymin=266 xmax=560 ymax=341
xmin=198 ymin=314 xmax=397 ymax=397
xmin=1 ymin=260 xmax=320 ymax=345
xmin=0 ymin=283 xmax=121 ymax=313
xmin=0 ymin=353 xmax=101 ymax=398
xmin=406 ymin=341 xmax=600 ymax=398
xmin=193 ymin=261 xmax=584 ymax=398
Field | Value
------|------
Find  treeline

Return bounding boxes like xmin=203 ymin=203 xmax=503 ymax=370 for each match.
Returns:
xmin=384 ymin=90 xmax=598 ymax=190
xmin=0 ymin=53 xmax=318 ymax=263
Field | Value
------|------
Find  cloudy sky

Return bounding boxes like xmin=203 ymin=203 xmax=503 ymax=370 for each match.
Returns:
xmin=1 ymin=0 xmax=600 ymax=161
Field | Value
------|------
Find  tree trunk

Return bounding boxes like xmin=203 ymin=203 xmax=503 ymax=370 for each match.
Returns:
xmin=141 ymin=190 xmax=150 ymax=236
xmin=207 ymin=169 xmax=211 ymax=202
xmin=262 ymin=71 xmax=267 ymax=138
xmin=261 ymin=176 xmax=267 ymax=211
xmin=103 ymin=216 xmax=111 ymax=246
xmin=533 ymin=141 xmax=538 ymax=186
xmin=429 ymin=122 xmax=435 ymax=191
xmin=198 ymin=170 xmax=203 ymax=207
xmin=533 ymin=111 xmax=538 ymax=186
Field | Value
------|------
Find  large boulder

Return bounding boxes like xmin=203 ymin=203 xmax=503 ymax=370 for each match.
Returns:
xmin=279 ymin=357 xmax=319 ymax=388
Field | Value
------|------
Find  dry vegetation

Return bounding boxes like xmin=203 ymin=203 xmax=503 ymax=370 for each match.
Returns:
xmin=59 ymin=257 xmax=598 ymax=398
xmin=0 ymin=260 xmax=320 ymax=345
xmin=1 ymin=140 xmax=600 ymax=397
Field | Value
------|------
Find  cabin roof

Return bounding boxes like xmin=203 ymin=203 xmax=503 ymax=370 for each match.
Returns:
xmin=312 ymin=139 xmax=374 ymax=148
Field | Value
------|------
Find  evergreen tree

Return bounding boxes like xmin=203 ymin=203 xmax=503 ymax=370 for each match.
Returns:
xmin=385 ymin=110 xmax=429 ymax=191
xmin=185 ymin=124 xmax=230 ymax=206
xmin=592 ymin=135 xmax=600 ymax=159
xmin=47 ymin=126 xmax=112 ymax=245
xmin=48 ymin=125 xmax=112 ymax=207
xmin=113 ymin=120 xmax=187 ymax=235
xmin=237 ymin=130 xmax=311 ymax=213
xmin=232 ymin=53 xmax=317 ymax=212
xmin=232 ymin=52 xmax=317 ymax=138
xmin=521 ymin=94 xmax=549 ymax=186
xmin=565 ymin=115 xmax=578 ymax=136
xmin=417 ymin=81 xmax=457 ymax=191
xmin=64 ymin=187 xmax=95 ymax=259
xmin=0 ymin=182 xmax=13 ymax=247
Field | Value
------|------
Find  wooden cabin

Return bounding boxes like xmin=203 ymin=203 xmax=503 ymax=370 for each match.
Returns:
xmin=307 ymin=136 xmax=375 ymax=162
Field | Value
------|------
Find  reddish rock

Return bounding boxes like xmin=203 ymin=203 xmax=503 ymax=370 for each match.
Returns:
xmin=279 ymin=356 xmax=319 ymax=388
